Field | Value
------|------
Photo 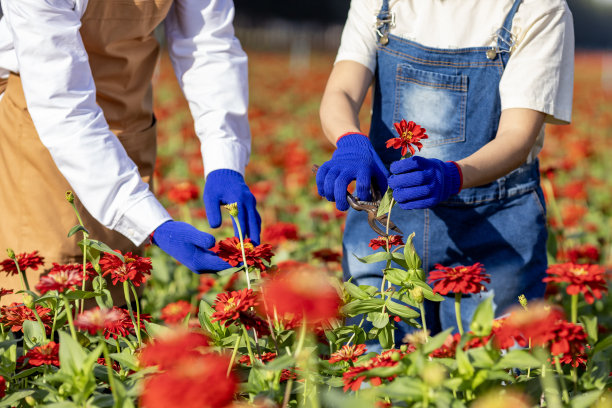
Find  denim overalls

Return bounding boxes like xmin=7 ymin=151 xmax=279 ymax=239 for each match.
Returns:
xmin=342 ymin=0 xmax=548 ymax=341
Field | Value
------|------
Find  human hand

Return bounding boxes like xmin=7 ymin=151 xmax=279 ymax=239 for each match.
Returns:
xmin=316 ymin=133 xmax=389 ymax=211
xmin=152 ymin=221 xmax=231 ymax=273
xmin=203 ymin=169 xmax=262 ymax=245
xmin=388 ymin=156 xmax=462 ymax=209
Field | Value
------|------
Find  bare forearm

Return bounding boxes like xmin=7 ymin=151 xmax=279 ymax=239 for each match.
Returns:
xmin=456 ymin=108 xmax=545 ymax=189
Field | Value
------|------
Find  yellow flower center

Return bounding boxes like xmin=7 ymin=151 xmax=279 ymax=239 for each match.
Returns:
xmin=236 ymin=242 xmax=254 ymax=252
xmin=224 ymin=297 xmax=237 ymax=312
xmin=402 ymin=130 xmax=414 ymax=142
xmin=570 ymin=267 xmax=588 ymax=276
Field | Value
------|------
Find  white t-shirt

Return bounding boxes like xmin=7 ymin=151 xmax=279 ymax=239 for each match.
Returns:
xmin=335 ymin=0 xmax=575 ymax=162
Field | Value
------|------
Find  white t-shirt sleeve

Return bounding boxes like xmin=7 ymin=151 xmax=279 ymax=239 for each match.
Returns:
xmin=500 ymin=5 xmax=574 ymax=124
xmin=334 ymin=0 xmax=378 ymax=73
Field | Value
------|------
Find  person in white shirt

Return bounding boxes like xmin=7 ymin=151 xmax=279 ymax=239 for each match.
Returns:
xmin=0 ymin=0 xmax=260 ymax=302
xmin=316 ymin=0 xmax=574 ymax=341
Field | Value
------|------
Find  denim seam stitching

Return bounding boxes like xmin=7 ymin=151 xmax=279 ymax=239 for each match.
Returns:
xmin=424 ymin=209 xmax=429 ymax=273
xmin=396 ymin=77 xmax=467 ymax=92
xmin=385 ymin=35 xmax=500 ymax=54
xmin=381 ymin=47 xmax=499 ymax=68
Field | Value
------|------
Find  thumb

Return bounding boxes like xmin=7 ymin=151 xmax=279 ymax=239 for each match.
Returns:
xmin=193 ymin=250 xmax=232 ymax=273
xmin=204 ymin=194 xmax=223 ymax=228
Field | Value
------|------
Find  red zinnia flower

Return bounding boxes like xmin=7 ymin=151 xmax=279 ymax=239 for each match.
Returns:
xmin=493 ymin=302 xmax=565 ymax=349
xmin=211 ymin=289 xmax=258 ymax=326
xmin=140 ymin=352 xmax=237 ymax=408
xmin=385 ymin=119 xmax=428 ymax=157
xmin=1 ymin=251 xmax=44 ymax=276
xmin=0 ymin=376 xmax=5 ymax=398
xmin=329 ymin=344 xmax=367 ymax=364
xmin=0 ymin=303 xmax=52 ymax=332
xmin=427 ymin=263 xmax=490 ymax=295
xmin=35 ymin=265 xmax=83 ymax=294
xmin=543 ymin=263 xmax=608 ymax=304
xmin=97 ymin=357 xmax=121 ymax=372
xmin=0 ymin=288 xmax=13 ymax=297
xmin=99 ymin=251 xmax=152 ymax=287
xmin=74 ymin=307 xmax=124 ymax=335
xmin=160 ymin=300 xmax=195 ymax=325
xmin=558 ymin=244 xmax=600 ymax=264
xmin=369 ymin=235 xmax=404 ymax=251
xmin=261 ymin=222 xmax=299 ymax=247
xmin=103 ymin=307 xmax=150 ymax=339
xmin=139 ymin=331 xmax=210 ymax=371
xmin=342 ymin=349 xmax=405 ymax=392
xmin=259 ymin=267 xmax=341 ymax=325
xmin=548 ymin=320 xmax=588 ymax=366
xmin=166 ymin=180 xmax=199 ymax=205
xmin=239 ymin=352 xmax=278 ymax=366
xmin=22 ymin=341 xmax=60 ymax=367
xmin=214 ymin=237 xmax=273 ymax=271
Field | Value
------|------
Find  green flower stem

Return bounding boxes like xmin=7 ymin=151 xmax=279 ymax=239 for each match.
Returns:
xmin=129 ymin=283 xmax=142 ymax=344
xmin=62 ymin=294 xmax=77 ymax=341
xmin=346 ymin=316 xmax=365 ymax=346
xmin=241 ymin=323 xmax=256 ymax=366
xmin=419 ymin=303 xmax=428 ymax=341
xmin=12 ymin=259 xmax=30 ymax=293
xmin=535 ymin=348 xmax=562 ymax=408
xmin=50 ymin=304 xmax=59 ymax=342
xmin=231 ymin=214 xmax=252 ymax=289
xmin=122 ymin=281 xmax=141 ymax=348
xmin=454 ymin=293 xmax=464 ymax=335
xmin=570 ymin=294 xmax=578 ymax=324
xmin=79 ymin=231 xmax=89 ymax=314
xmin=282 ymin=317 xmax=309 ymax=408
xmin=227 ymin=334 xmax=241 ymax=377
xmin=31 ymin=307 xmax=48 ymax=343
xmin=101 ymin=338 xmax=120 ymax=406
xmin=554 ymin=355 xmax=570 ymax=404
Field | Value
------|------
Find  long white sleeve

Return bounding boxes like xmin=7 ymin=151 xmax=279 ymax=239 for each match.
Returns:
xmin=1 ymin=0 xmax=171 ymax=245
xmin=165 ymin=0 xmax=251 ymax=178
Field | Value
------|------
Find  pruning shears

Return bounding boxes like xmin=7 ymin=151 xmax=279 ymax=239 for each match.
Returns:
xmin=312 ymin=164 xmax=403 ymax=237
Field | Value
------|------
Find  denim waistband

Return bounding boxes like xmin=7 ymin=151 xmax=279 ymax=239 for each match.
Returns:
xmin=443 ymin=160 xmax=540 ymax=205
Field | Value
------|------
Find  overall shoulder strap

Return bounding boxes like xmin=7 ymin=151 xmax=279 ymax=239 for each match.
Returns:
xmin=376 ymin=0 xmax=393 ymax=45
xmin=497 ymin=0 xmax=523 ymax=53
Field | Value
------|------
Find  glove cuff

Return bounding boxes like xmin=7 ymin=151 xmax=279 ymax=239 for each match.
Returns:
xmin=446 ymin=161 xmax=463 ymax=194
xmin=207 ymin=168 xmax=244 ymax=181
xmin=336 ymin=132 xmax=370 ymax=149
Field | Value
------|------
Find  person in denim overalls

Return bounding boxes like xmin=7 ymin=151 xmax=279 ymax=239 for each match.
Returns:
xmin=316 ymin=0 xmax=574 ymax=343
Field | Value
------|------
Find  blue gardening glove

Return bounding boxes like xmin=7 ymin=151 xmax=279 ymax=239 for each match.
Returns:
xmin=388 ymin=156 xmax=462 ymax=209
xmin=316 ymin=133 xmax=389 ymax=211
xmin=203 ymin=169 xmax=262 ymax=245
xmin=152 ymin=220 xmax=231 ymax=273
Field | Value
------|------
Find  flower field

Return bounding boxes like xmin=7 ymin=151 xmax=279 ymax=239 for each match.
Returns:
xmin=0 ymin=49 xmax=611 ymax=407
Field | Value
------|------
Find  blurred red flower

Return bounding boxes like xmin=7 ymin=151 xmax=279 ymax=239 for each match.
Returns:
xmin=239 ymin=352 xmax=277 ymax=366
xmin=493 ymin=302 xmax=565 ymax=349
xmin=103 ymin=307 xmax=149 ymax=340
xmin=140 ymin=350 xmax=236 ymax=408
xmin=161 ymin=300 xmax=195 ymax=325
xmin=261 ymin=222 xmax=299 ymax=247
xmin=259 ymin=267 xmax=341 ymax=325
xmin=214 ymin=237 xmax=273 ymax=271
xmin=386 ymin=119 xmax=428 ymax=157
xmin=139 ymin=331 xmax=210 ymax=371
xmin=99 ymin=251 xmax=152 ymax=287
xmin=211 ymin=288 xmax=258 ymax=326
xmin=166 ymin=180 xmax=199 ymax=205
xmin=329 ymin=344 xmax=367 ymax=364
xmin=21 ymin=341 xmax=60 ymax=367
xmin=558 ymin=244 xmax=600 ymax=264
xmin=0 ymin=288 xmax=13 ymax=297
xmin=428 ymin=263 xmax=490 ymax=295
xmin=97 ymin=357 xmax=121 ymax=372
xmin=0 ymin=251 xmax=44 ymax=276
xmin=312 ymin=248 xmax=342 ymax=264
xmin=0 ymin=303 xmax=52 ymax=332
xmin=74 ymin=307 xmax=124 ymax=335
xmin=198 ymin=274 xmax=216 ymax=297
xmin=543 ymin=263 xmax=607 ymax=304
xmin=35 ymin=265 xmax=83 ymax=294
xmin=369 ymin=235 xmax=404 ymax=251
xmin=0 ymin=376 xmax=5 ymax=398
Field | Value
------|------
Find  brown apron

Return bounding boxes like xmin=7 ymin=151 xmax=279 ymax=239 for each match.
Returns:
xmin=0 ymin=0 xmax=173 ymax=305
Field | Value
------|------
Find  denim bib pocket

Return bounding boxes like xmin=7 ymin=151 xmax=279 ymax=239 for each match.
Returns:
xmin=393 ymin=64 xmax=467 ymax=149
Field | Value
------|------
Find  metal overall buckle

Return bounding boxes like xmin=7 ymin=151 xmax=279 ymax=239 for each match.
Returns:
xmin=375 ymin=11 xmax=395 ymax=45
xmin=312 ymin=164 xmax=403 ymax=237
xmin=486 ymin=26 xmax=517 ymax=60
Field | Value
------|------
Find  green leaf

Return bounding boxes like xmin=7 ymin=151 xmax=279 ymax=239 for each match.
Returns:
xmin=342 ymin=298 xmax=385 ymax=316
xmin=385 ymin=299 xmax=420 ymax=319
xmin=343 ymin=281 xmax=371 ymax=300
xmin=67 ymin=224 xmax=89 ymax=238
xmin=217 ymin=266 xmax=242 ymax=277
xmin=384 ymin=268 xmax=409 ymax=286
xmin=143 ymin=321 xmax=172 ymax=339
xmin=469 ymin=296 xmax=494 ymax=337
xmin=64 ymin=290 xmax=97 ymax=300
xmin=403 ymin=232 xmax=421 ymax=269
xmin=466 ymin=346 xmax=495 ymax=369
xmin=0 ymin=390 xmax=36 ymax=408
xmin=493 ymin=349 xmax=542 ymax=370
xmin=377 ymin=324 xmax=394 ymax=349
xmin=371 ymin=312 xmax=390 ymax=329
xmin=353 ymin=251 xmax=392 ymax=265
xmin=580 ymin=315 xmax=598 ymax=344
xmin=22 ymin=320 xmax=45 ymax=349
xmin=59 ymin=331 xmax=87 ymax=373
xmin=109 ymin=350 xmax=139 ymax=371
xmin=263 ymin=354 xmax=295 ymax=371
xmin=455 ymin=347 xmax=474 ymax=377
xmin=376 ymin=187 xmax=395 ymax=217
xmin=80 ymin=238 xmax=124 ymax=262
xmin=591 ymin=334 xmax=612 ymax=356
xmin=95 ymin=289 xmax=114 ymax=309
xmin=422 ymin=328 xmax=453 ymax=355
xmin=322 ymin=389 xmax=377 ymax=408
xmin=570 ymin=390 xmax=605 ymax=408
xmin=410 ymin=280 xmax=444 ymax=302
